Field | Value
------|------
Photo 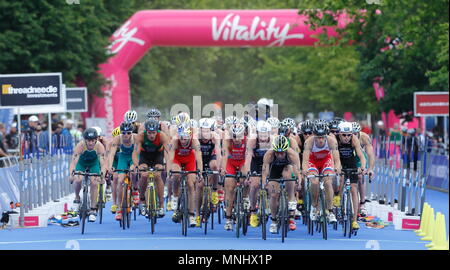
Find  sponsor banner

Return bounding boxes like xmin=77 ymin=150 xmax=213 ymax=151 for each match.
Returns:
xmin=427 ymin=154 xmax=449 ymax=191
xmin=414 ymin=92 xmax=449 ymax=116
xmin=0 ymin=73 xmax=63 ymax=109
xmin=66 ymin=87 xmax=88 ymax=112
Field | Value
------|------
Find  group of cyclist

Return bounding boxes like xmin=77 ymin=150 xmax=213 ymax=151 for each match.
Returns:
xmin=68 ymin=108 xmax=375 ymax=234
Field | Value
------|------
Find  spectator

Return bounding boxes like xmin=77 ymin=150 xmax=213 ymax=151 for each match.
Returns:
xmin=22 ymin=115 xmax=40 ymax=157
xmin=376 ymin=120 xmax=386 ymax=137
xmin=61 ymin=120 xmax=74 ymax=151
xmin=361 ymin=121 xmax=372 ymax=135
xmin=390 ymin=123 xmax=402 ymax=144
xmin=0 ymin=123 xmax=8 ymax=157
xmin=5 ymin=122 xmax=19 ymax=153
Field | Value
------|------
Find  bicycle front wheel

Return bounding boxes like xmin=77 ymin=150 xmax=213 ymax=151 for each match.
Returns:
xmin=260 ymin=191 xmax=267 ymax=240
xmin=235 ymin=188 xmax=242 ymax=238
xmin=319 ymin=190 xmax=328 ymax=240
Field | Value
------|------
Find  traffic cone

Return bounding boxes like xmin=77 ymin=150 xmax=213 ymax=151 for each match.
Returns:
xmin=415 ymin=203 xmax=429 ymax=235
xmin=420 ymin=208 xmax=435 ymax=241
xmin=425 ymin=212 xmax=441 ymax=248
xmin=429 ymin=213 xmax=449 ymax=250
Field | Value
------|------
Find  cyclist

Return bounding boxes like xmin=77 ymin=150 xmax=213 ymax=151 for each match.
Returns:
xmin=132 ymin=118 xmax=170 ymax=218
xmin=267 ymin=117 xmax=280 ymax=136
xmin=302 ymin=122 xmax=342 ymax=224
xmin=295 ymin=120 xmax=314 ymax=217
xmin=278 ymin=122 xmax=301 ymax=154
xmin=108 ymin=122 xmax=137 ymax=221
xmin=335 ymin=122 xmax=366 ymax=230
xmin=352 ymin=122 xmax=375 ymax=217
xmin=328 ymin=118 xmax=342 ymax=138
xmin=261 ymin=135 xmax=302 ymax=233
xmin=168 ymin=123 xmax=203 ymax=227
xmin=146 ymin=108 xmax=169 ymax=135
xmin=69 ymin=128 xmax=107 ymax=222
xmin=245 ymin=121 xmax=272 ymax=228
xmin=169 ymin=112 xmax=191 ymax=137
xmin=221 ymin=123 xmax=249 ymax=231
xmin=124 ymin=110 xmax=141 ymax=134
xmin=108 ymin=127 xmax=121 ymax=214
xmin=195 ymin=118 xmax=222 ymax=226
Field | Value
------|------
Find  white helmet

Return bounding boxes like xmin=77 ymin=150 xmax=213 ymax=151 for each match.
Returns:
xmin=199 ymin=118 xmax=214 ymax=129
xmin=256 ymin=121 xmax=272 ymax=133
xmin=352 ymin=122 xmax=361 ymax=133
xmin=225 ymin=116 xmax=239 ymax=127
xmin=240 ymin=115 xmax=256 ymax=128
xmin=175 ymin=112 xmax=190 ymax=126
xmin=230 ymin=124 xmax=245 ymax=137
xmin=267 ymin=117 xmax=280 ymax=128
xmin=281 ymin=118 xmax=296 ymax=129
xmin=338 ymin=122 xmax=353 ymax=133
xmin=92 ymin=126 xmax=103 ymax=137
xmin=189 ymin=119 xmax=198 ymax=128
xmin=124 ymin=110 xmax=138 ymax=123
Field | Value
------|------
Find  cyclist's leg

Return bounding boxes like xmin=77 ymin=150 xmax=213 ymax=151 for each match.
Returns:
xmin=73 ymin=162 xmax=86 ymax=201
xmin=350 ymin=175 xmax=360 ymax=223
xmin=155 ymin=164 xmax=165 ymax=209
xmin=194 ymin=166 xmax=205 ymax=218
xmin=268 ymin=181 xmax=280 ymax=217
xmin=112 ymin=172 xmax=119 ymax=206
xmin=224 ymin=160 xmax=237 ymax=219
xmin=88 ymin=161 xmax=101 ymax=210
xmin=138 ymin=163 xmax=149 ymax=205
xmin=209 ymin=159 xmax=220 ymax=205
xmin=308 ymin=161 xmax=320 ymax=208
xmin=249 ymin=176 xmax=260 ymax=211
xmin=284 ymin=166 xmax=296 ymax=210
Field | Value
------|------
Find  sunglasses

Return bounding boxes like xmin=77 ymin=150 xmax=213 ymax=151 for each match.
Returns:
xmin=330 ymin=130 xmax=338 ymax=133
xmin=304 ymin=132 xmax=312 ymax=135
xmin=122 ymin=131 xmax=132 ymax=135
xmin=341 ymin=134 xmax=352 ymax=137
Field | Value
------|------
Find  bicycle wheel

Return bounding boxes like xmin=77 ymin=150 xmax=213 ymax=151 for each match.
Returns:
xmin=235 ymin=188 xmax=242 ymax=238
xmin=98 ymin=184 xmax=104 ymax=224
xmin=202 ymin=188 xmax=209 ymax=235
xmin=149 ymin=185 xmax=156 ymax=234
xmin=319 ymin=191 xmax=328 ymax=240
xmin=347 ymin=191 xmax=353 ymax=239
xmin=181 ymin=185 xmax=188 ymax=237
xmin=280 ymin=191 xmax=287 ymax=243
xmin=260 ymin=191 xmax=267 ymax=240
xmin=81 ymin=184 xmax=89 ymax=234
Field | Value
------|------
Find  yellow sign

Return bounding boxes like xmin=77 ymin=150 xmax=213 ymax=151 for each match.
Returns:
xmin=2 ymin=84 xmax=11 ymax=95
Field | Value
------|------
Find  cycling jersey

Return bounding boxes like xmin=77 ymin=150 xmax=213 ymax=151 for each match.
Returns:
xmin=139 ymin=130 xmax=164 ymax=167
xmin=336 ymin=136 xmax=358 ymax=183
xmin=200 ymin=139 xmax=216 ymax=170
xmin=226 ymin=138 xmax=246 ymax=175
xmin=308 ymin=137 xmax=334 ymax=174
xmin=250 ymin=138 xmax=270 ymax=174
xmin=117 ymin=135 xmax=135 ymax=174
xmin=75 ymin=141 xmax=101 ymax=174
xmin=173 ymin=138 xmax=196 ymax=171
xmin=269 ymin=152 xmax=291 ymax=179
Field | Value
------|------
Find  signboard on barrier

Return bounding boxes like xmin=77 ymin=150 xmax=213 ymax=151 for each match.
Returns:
xmin=66 ymin=87 xmax=88 ymax=112
xmin=414 ymin=91 xmax=449 ymax=117
xmin=0 ymin=73 xmax=65 ymax=112
xmin=427 ymin=154 xmax=449 ymax=191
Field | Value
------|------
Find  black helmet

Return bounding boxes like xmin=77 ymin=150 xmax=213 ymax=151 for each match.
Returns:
xmin=278 ymin=124 xmax=290 ymax=136
xmin=147 ymin=108 xmax=161 ymax=119
xmin=328 ymin=119 xmax=341 ymax=130
xmin=145 ymin=119 xmax=159 ymax=131
xmin=313 ymin=122 xmax=329 ymax=136
xmin=301 ymin=120 xmax=314 ymax=134
xmin=83 ymin=128 xmax=98 ymax=140
xmin=120 ymin=122 xmax=134 ymax=133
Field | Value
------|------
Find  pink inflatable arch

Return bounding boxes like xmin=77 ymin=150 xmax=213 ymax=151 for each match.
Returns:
xmin=93 ymin=10 xmax=350 ymax=134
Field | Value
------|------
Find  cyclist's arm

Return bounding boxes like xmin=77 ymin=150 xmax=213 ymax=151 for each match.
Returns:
xmin=167 ymin=138 xmax=177 ymax=171
xmin=132 ymin=133 xmax=142 ymax=168
xmin=161 ymin=132 xmax=171 ymax=170
xmin=288 ymin=148 xmax=302 ymax=179
xmin=109 ymin=136 xmax=120 ymax=170
xmin=221 ymin=139 xmax=229 ymax=174
xmin=328 ymin=136 xmax=342 ymax=173
xmin=213 ymin=132 xmax=222 ymax=165
xmin=192 ymin=139 xmax=203 ymax=173
xmin=352 ymin=136 xmax=366 ymax=170
xmin=96 ymin=142 xmax=108 ymax=176
xmin=290 ymin=135 xmax=300 ymax=153
xmin=261 ymin=150 xmax=274 ymax=182
xmin=69 ymin=142 xmax=83 ymax=174
xmin=302 ymin=137 xmax=313 ymax=173
xmin=244 ymin=139 xmax=255 ymax=174
xmin=362 ymin=133 xmax=375 ymax=171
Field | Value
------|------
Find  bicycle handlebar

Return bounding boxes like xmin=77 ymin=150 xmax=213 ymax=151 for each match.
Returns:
xmin=267 ymin=178 xmax=298 ymax=183
xmin=170 ymin=170 xmax=200 ymax=176
xmin=73 ymin=171 xmax=102 ymax=177
xmin=138 ymin=167 xmax=165 ymax=172
xmin=306 ymin=173 xmax=336 ymax=179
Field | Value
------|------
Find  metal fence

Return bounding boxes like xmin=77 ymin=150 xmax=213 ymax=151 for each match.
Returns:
xmin=367 ymin=135 xmax=448 ymax=217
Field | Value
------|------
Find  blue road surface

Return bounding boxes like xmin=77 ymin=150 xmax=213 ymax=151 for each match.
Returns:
xmin=0 ymin=189 xmax=447 ymax=250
